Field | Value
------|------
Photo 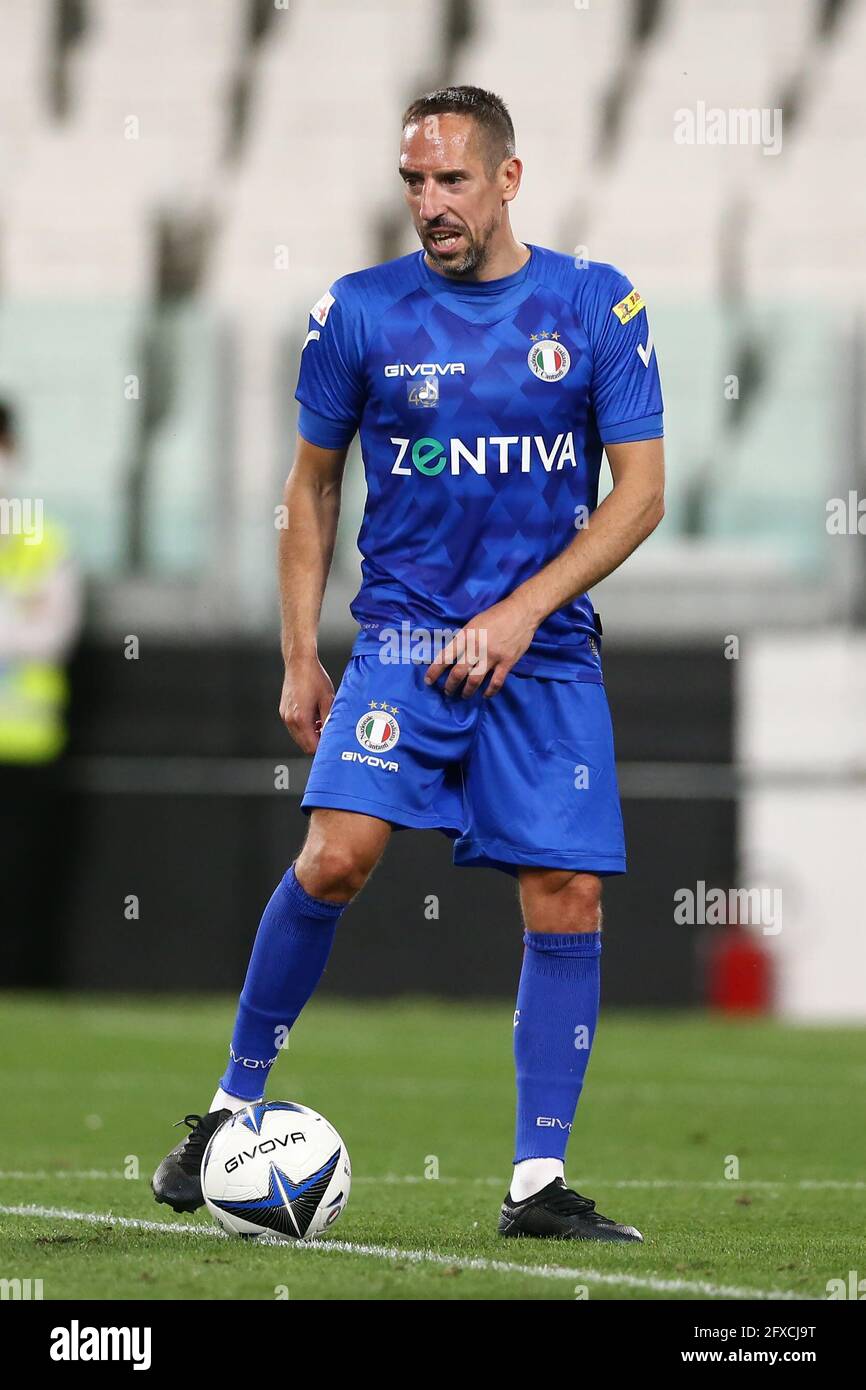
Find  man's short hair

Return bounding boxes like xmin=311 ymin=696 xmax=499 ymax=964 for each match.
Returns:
xmin=401 ymin=85 xmax=516 ymax=174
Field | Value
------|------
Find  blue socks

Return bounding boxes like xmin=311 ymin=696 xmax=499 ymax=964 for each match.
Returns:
xmin=219 ymin=864 xmax=345 ymax=1102
xmin=219 ymin=875 xmax=600 ymax=1174
xmin=513 ymin=930 xmax=601 ymax=1163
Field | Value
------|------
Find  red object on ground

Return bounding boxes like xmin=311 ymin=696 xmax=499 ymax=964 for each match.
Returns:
xmin=708 ymin=927 xmax=772 ymax=1013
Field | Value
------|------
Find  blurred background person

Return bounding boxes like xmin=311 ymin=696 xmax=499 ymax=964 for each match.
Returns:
xmin=0 ymin=398 xmax=83 ymax=985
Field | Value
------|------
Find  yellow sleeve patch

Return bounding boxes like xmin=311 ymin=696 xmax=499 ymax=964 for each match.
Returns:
xmin=611 ymin=289 xmax=645 ymax=324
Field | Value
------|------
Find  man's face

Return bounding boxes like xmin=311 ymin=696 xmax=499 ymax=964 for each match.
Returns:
xmin=399 ymin=113 xmax=507 ymax=278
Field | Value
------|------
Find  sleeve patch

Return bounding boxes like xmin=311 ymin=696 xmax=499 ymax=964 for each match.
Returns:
xmin=310 ymin=289 xmax=336 ymax=326
xmin=611 ymin=289 xmax=645 ymax=325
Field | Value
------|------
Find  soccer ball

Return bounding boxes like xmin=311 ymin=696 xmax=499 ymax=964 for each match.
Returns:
xmin=201 ymin=1101 xmax=350 ymax=1240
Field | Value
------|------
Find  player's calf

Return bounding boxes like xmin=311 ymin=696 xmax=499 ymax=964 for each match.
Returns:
xmin=151 ymin=816 xmax=389 ymax=1214
xmin=509 ymin=880 xmax=607 ymax=1212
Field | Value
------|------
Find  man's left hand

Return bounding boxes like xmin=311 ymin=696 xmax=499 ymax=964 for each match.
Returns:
xmin=424 ymin=596 xmax=538 ymax=698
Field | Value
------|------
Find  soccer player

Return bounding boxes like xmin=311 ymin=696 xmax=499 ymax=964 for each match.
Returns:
xmin=153 ymin=86 xmax=664 ymax=1242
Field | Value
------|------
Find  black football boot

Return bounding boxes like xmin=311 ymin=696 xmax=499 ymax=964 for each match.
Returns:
xmin=499 ymin=1177 xmax=643 ymax=1243
xmin=151 ymin=1110 xmax=232 ymax=1214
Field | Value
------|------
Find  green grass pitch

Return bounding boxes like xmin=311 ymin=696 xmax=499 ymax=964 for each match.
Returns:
xmin=1 ymin=994 xmax=863 ymax=1301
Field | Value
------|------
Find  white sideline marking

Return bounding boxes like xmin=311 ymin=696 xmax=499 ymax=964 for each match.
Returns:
xmin=0 ymin=1170 xmax=125 ymax=1181
xmin=364 ymin=1175 xmax=866 ymax=1192
xmin=0 ymin=1203 xmax=220 ymax=1235
xmin=1 ymin=1170 xmax=863 ymax=1192
xmin=0 ymin=1202 xmax=806 ymax=1301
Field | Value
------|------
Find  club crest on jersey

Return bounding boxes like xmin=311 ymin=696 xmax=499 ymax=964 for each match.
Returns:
xmin=355 ymin=703 xmax=400 ymax=753
xmin=527 ymin=335 xmax=570 ymax=382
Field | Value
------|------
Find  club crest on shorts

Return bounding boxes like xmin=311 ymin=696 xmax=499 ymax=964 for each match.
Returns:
xmin=356 ymin=703 xmax=400 ymax=752
xmin=527 ymin=334 xmax=570 ymax=383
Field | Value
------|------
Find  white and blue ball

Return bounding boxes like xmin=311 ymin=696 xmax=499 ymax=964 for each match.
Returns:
xmin=201 ymin=1101 xmax=350 ymax=1240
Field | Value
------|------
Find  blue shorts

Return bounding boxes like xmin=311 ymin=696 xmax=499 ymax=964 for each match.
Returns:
xmin=301 ymin=655 xmax=626 ymax=877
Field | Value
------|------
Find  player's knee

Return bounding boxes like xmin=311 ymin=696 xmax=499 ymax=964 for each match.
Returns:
xmin=558 ymin=873 xmax=603 ymax=931
xmin=296 ymin=838 xmax=376 ymax=903
xmin=521 ymin=868 xmax=602 ymax=932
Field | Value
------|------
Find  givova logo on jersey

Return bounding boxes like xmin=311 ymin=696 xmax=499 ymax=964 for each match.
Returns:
xmin=390 ymin=433 xmax=578 ymax=476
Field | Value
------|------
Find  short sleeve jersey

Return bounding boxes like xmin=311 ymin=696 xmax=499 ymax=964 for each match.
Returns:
xmin=295 ymin=244 xmax=663 ymax=679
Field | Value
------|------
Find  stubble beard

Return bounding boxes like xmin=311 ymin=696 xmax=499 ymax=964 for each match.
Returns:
xmin=422 ymin=215 xmax=498 ymax=280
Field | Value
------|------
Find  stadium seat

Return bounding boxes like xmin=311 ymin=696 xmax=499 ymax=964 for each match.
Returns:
xmin=141 ymin=304 xmax=226 ymax=577
xmin=0 ymin=0 xmax=53 ymax=188
xmin=0 ymin=299 xmax=141 ymax=571
xmin=704 ymin=306 xmax=836 ymax=568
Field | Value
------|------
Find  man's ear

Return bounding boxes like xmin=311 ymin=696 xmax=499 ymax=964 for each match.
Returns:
xmin=501 ymin=156 xmax=523 ymax=202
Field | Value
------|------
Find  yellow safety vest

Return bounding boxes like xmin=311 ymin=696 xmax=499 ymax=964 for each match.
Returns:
xmin=0 ymin=523 xmax=70 ymax=763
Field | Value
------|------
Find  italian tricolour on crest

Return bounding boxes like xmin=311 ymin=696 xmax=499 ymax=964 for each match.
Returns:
xmin=527 ymin=339 xmax=570 ymax=382
xmin=356 ymin=707 xmax=400 ymax=753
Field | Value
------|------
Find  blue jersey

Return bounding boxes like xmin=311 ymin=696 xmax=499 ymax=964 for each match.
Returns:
xmin=294 ymin=244 xmax=663 ymax=679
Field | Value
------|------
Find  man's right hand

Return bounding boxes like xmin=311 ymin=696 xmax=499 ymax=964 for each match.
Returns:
xmin=279 ymin=656 xmax=335 ymax=753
